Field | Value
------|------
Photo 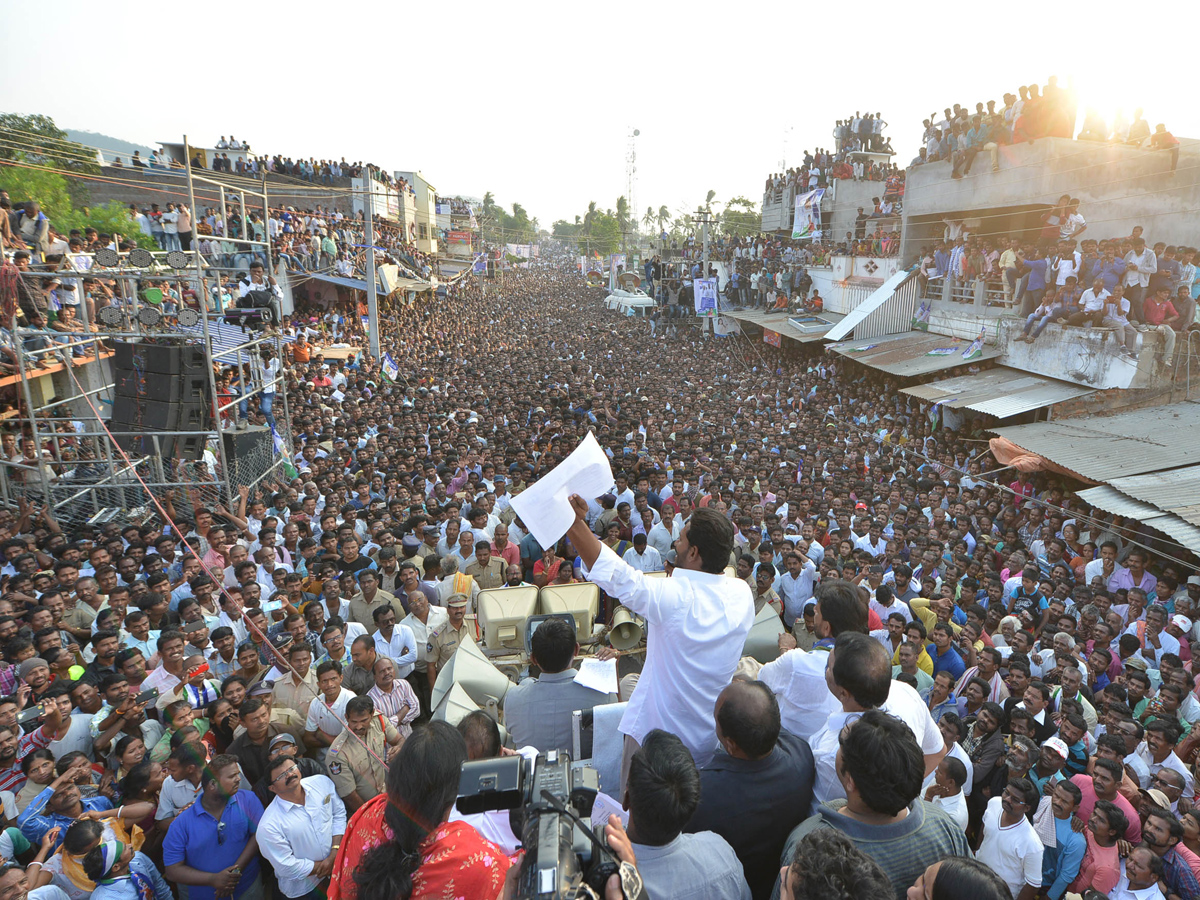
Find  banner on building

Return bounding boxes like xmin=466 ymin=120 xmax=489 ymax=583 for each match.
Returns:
xmin=694 ymin=277 xmax=719 ymax=316
xmin=962 ymin=328 xmax=986 ymax=360
xmin=472 ymin=254 xmax=487 ymax=274
xmin=912 ymin=299 xmax=932 ymax=331
xmin=713 ymin=315 xmax=741 ymax=336
xmin=764 ymin=329 xmax=782 ymax=347
xmin=791 ymin=188 xmax=825 ymax=240
xmin=381 ymin=352 xmax=399 ymax=382
xmin=447 ymin=231 xmax=472 ymax=245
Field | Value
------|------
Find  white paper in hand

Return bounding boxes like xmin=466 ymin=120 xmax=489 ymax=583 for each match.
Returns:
xmin=574 ymin=657 xmax=618 ymax=695
xmin=509 ymin=432 xmax=614 ymax=550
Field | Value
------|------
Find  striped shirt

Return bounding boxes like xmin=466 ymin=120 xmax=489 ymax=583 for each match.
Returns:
xmin=0 ymin=724 xmax=52 ymax=793
xmin=367 ymin=679 xmax=420 ymax=737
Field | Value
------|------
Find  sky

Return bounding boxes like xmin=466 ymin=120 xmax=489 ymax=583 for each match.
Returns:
xmin=3 ymin=1 xmax=1196 ymax=231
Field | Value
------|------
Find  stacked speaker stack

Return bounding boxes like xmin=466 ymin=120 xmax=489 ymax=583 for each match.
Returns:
xmin=111 ymin=342 xmax=211 ymax=460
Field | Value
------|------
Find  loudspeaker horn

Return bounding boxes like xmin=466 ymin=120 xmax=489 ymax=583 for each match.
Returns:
xmin=609 ymin=606 xmax=645 ymax=651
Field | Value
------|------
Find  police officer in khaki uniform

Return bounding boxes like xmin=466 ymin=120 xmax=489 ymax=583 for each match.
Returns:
xmin=326 ymin=694 xmax=401 ymax=812
xmin=464 ymin=541 xmax=506 ymax=590
xmin=427 ymin=593 xmax=475 ymax=688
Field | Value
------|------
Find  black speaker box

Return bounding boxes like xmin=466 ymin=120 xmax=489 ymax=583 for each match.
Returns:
xmin=113 ymin=342 xmax=206 ymax=375
xmin=222 ymin=426 xmax=274 ymax=485
xmin=111 ymin=396 xmax=179 ymax=431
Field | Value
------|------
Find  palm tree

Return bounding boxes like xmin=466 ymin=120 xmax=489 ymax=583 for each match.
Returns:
xmin=615 ymin=195 xmax=629 ymax=253
xmin=705 ymin=189 xmax=717 ymax=212
xmin=656 ymin=205 xmax=670 ymax=238
xmin=643 ymin=206 xmax=655 ymax=232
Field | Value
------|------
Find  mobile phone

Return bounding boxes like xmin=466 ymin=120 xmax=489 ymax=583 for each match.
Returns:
xmin=134 ymin=688 xmax=160 ymax=705
xmin=17 ymin=705 xmax=44 ymax=725
xmin=189 ymin=663 xmax=211 ymax=678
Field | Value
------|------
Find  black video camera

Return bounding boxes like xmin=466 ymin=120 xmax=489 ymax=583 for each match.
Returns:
xmin=456 ymin=750 xmax=645 ymax=900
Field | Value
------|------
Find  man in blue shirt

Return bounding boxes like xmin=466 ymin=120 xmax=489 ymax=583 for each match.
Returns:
xmin=1041 ymin=780 xmax=1086 ymax=900
xmin=18 ymin=762 xmax=113 ymax=850
xmin=927 ymin=623 xmax=965 ymax=681
xmin=164 ymin=753 xmax=265 ymax=900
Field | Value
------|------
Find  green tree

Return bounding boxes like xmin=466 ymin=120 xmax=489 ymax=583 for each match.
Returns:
xmin=720 ymin=196 xmax=762 ymax=238
xmin=0 ymin=163 xmax=73 ymax=221
xmin=0 ymin=114 xmax=98 ymax=173
xmin=589 ymin=212 xmax=621 ymax=256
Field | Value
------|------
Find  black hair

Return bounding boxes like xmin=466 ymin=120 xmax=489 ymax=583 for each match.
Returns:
xmin=346 ymin=695 xmax=375 ymax=718
xmin=683 ymin=508 xmax=735 ymax=574
xmin=831 ymin=632 xmax=890 ymax=709
xmin=816 ymin=580 xmax=868 ymax=637
xmin=626 ymin=729 xmax=701 ymax=845
xmin=530 ymin=616 xmax=576 ymax=673
xmin=354 ymin=722 xmax=467 ymax=900
xmin=943 ymin=757 xmax=967 ymax=789
xmin=926 ymin=857 xmax=1011 ymax=900
xmin=785 ymin=828 xmax=892 ymax=900
xmin=1093 ymin=798 xmax=1128 ymax=839
xmin=837 ymin=709 xmax=923 ymax=816
xmin=456 ymin=709 xmax=501 ymax=759
xmin=715 ymin=681 xmax=780 ymax=759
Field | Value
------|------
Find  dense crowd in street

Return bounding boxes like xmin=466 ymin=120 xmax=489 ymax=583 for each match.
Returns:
xmin=0 ymin=232 xmax=1196 ymax=899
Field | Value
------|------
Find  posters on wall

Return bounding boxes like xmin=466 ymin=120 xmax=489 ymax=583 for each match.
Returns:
xmin=694 ymin=277 xmax=718 ymax=316
xmin=791 ymin=188 xmax=825 ymax=240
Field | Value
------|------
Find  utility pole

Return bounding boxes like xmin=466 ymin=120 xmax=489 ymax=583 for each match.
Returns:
xmin=364 ymin=197 xmax=380 ymax=359
xmin=696 ymin=207 xmax=711 ymax=277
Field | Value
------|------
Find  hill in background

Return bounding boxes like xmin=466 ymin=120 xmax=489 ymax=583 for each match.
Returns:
xmin=66 ymin=129 xmax=156 ymax=163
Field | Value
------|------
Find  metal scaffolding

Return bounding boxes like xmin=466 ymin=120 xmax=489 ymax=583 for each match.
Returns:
xmin=0 ymin=145 xmax=295 ymax=527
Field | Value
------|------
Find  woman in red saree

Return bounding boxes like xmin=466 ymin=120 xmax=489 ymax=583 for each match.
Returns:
xmin=327 ymin=721 xmax=511 ymax=900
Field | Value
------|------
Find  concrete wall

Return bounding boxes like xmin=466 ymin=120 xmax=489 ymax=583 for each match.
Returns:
xmin=824 ymin=179 xmax=897 ymax=242
xmin=900 ymin=138 xmax=1200 ymax=255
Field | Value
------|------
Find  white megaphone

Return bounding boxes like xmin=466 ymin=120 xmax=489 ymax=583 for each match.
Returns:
xmin=609 ymin=606 xmax=645 ymax=651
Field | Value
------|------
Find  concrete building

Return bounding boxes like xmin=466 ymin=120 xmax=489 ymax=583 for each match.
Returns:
xmin=395 ymin=170 xmax=438 ymax=255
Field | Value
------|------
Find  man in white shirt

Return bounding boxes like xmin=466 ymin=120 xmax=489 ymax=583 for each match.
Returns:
xmin=303 ymin=661 xmax=355 ymax=751
xmin=975 ymin=778 xmax=1043 ymax=898
xmin=646 ymin=515 xmax=679 ymax=558
xmin=370 ymin=606 xmax=417 ymax=678
xmin=257 ymin=759 xmax=346 ymax=899
xmin=399 ymin=590 xmax=447 ymax=715
xmin=1069 ymin=276 xmax=1110 ymax=327
xmin=567 ymin=496 xmax=753 ymax=790
xmin=621 ymin=534 xmax=663 ymax=573
xmin=807 ymin=632 xmax=945 ymax=812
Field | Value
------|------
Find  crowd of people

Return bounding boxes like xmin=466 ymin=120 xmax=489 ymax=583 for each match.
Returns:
xmin=764 ymin=151 xmax=905 ymax=199
xmin=0 ymin=244 xmax=1194 ymax=898
xmin=911 ymin=77 xmax=1182 ymax=175
xmin=0 ymin=186 xmax=439 ymax=373
xmin=916 ymin=207 xmax=1200 ymax=364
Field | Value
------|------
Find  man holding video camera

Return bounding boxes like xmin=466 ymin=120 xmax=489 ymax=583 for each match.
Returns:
xmin=567 ymin=495 xmax=754 ymax=790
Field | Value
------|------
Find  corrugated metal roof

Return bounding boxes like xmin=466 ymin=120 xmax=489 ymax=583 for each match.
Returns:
xmin=1077 ymin=485 xmax=1200 ymax=554
xmin=1104 ymin=466 xmax=1200 ymax=528
xmin=829 ymin=331 xmax=1001 ymax=377
xmin=723 ymin=309 xmax=846 ymax=343
xmin=1075 ymin=486 xmax=1164 ymax=520
xmin=899 ymin=367 xmax=1093 ymax=418
xmin=994 ymin=402 xmax=1200 ymax=482
xmin=825 ymin=269 xmax=913 ymax=341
